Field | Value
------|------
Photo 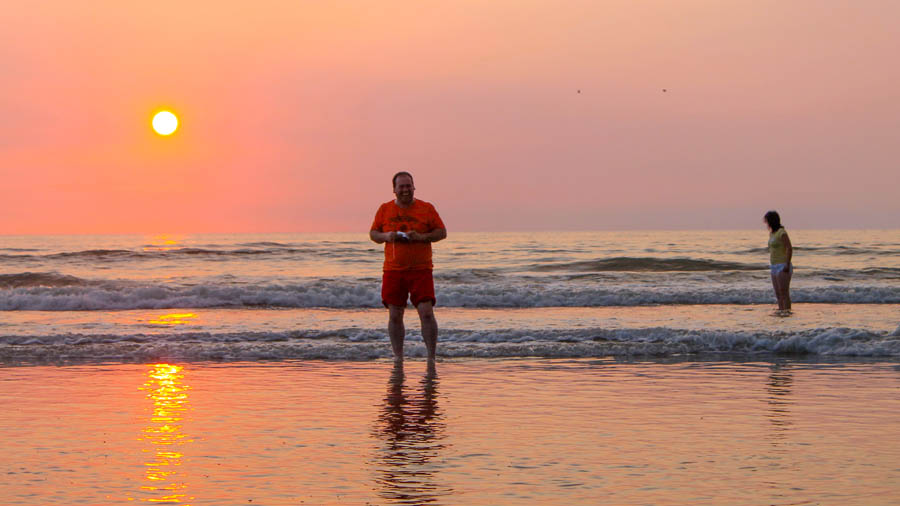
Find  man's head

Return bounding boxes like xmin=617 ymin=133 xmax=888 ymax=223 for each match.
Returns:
xmin=392 ymin=171 xmax=415 ymax=206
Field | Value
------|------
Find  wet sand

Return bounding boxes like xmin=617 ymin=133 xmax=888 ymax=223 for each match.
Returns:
xmin=1 ymin=359 xmax=899 ymax=505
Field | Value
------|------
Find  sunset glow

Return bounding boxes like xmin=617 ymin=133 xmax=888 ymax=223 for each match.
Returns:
xmin=1 ymin=1 xmax=898 ymax=233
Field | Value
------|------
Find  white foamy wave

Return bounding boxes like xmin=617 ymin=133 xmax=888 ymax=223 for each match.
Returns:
xmin=2 ymin=281 xmax=899 ymax=310
xmin=440 ymin=284 xmax=900 ymax=307
xmin=0 ymin=282 xmax=380 ymax=310
xmin=2 ymin=326 xmax=897 ymax=363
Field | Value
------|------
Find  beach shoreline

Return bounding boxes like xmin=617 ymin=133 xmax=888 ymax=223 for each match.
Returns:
xmin=2 ymin=303 xmax=898 ymax=365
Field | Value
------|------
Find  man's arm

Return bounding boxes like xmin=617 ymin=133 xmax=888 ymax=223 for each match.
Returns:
xmin=408 ymin=228 xmax=446 ymax=243
xmin=370 ymin=230 xmax=396 ymax=244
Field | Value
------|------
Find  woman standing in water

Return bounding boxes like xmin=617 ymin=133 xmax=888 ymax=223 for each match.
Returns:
xmin=764 ymin=210 xmax=793 ymax=312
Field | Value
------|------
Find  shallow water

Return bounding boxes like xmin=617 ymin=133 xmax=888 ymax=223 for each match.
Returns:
xmin=2 ymin=359 xmax=898 ymax=505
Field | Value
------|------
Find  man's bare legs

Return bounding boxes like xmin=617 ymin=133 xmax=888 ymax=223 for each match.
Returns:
xmin=388 ymin=304 xmax=406 ymax=360
xmin=388 ymin=301 xmax=438 ymax=361
xmin=416 ymin=300 xmax=438 ymax=361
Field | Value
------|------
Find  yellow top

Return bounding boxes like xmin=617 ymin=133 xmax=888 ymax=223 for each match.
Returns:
xmin=768 ymin=228 xmax=789 ymax=265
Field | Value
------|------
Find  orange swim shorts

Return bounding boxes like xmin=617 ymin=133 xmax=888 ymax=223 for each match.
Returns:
xmin=381 ymin=269 xmax=436 ymax=308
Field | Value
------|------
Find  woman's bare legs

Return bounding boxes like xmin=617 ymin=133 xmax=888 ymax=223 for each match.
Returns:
xmin=776 ymin=267 xmax=792 ymax=311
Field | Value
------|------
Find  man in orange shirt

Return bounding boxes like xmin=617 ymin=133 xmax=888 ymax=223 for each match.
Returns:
xmin=370 ymin=171 xmax=447 ymax=362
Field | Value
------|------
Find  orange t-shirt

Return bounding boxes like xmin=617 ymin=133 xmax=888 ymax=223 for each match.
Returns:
xmin=371 ymin=199 xmax=446 ymax=271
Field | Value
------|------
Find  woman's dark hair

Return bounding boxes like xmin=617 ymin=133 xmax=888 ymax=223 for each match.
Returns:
xmin=764 ymin=210 xmax=783 ymax=231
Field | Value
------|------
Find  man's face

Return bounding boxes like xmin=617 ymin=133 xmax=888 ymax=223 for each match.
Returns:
xmin=393 ymin=175 xmax=415 ymax=205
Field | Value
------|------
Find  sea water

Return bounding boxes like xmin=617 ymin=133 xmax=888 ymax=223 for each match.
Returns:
xmin=2 ymin=360 xmax=899 ymax=505
xmin=1 ymin=230 xmax=898 ymax=362
xmin=2 ymin=230 xmax=900 ymax=504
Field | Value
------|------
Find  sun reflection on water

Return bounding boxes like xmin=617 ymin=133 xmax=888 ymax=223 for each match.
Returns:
xmin=143 ymin=234 xmax=185 ymax=252
xmin=135 ymin=364 xmax=194 ymax=504
xmin=147 ymin=313 xmax=198 ymax=326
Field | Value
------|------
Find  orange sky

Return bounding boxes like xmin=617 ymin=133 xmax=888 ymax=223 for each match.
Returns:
xmin=2 ymin=1 xmax=898 ymax=233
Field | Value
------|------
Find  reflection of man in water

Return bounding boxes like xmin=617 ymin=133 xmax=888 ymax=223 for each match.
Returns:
xmin=372 ymin=362 xmax=449 ymax=504
xmin=370 ymin=172 xmax=447 ymax=362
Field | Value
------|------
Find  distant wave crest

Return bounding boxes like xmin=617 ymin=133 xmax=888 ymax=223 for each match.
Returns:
xmin=0 ymin=272 xmax=88 ymax=289
xmin=0 ymin=246 xmax=367 ymax=261
xmin=529 ymin=257 xmax=762 ymax=272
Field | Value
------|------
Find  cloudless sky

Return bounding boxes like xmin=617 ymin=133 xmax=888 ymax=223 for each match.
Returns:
xmin=2 ymin=1 xmax=898 ymax=234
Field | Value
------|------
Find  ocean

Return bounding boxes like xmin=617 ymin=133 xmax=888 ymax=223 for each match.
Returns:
xmin=3 ymin=230 xmax=900 ymax=505
xmin=1 ymin=230 xmax=898 ymax=363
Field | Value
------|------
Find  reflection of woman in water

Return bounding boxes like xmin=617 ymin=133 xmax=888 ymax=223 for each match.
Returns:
xmin=765 ymin=363 xmax=793 ymax=447
xmin=764 ymin=210 xmax=793 ymax=312
xmin=372 ymin=362 xmax=449 ymax=504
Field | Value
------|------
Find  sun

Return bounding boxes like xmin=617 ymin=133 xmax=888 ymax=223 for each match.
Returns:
xmin=152 ymin=111 xmax=179 ymax=136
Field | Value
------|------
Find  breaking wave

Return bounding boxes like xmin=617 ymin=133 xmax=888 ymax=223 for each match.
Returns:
xmin=1 ymin=326 xmax=897 ymax=363
xmin=1 ymin=278 xmax=898 ymax=310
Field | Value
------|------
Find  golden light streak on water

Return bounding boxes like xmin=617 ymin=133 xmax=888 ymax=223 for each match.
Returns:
xmin=147 ymin=313 xmax=198 ymax=326
xmin=135 ymin=364 xmax=193 ymax=505
xmin=143 ymin=234 xmax=185 ymax=252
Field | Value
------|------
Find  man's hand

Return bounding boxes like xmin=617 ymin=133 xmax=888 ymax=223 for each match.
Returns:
xmin=409 ymin=229 xmax=447 ymax=243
